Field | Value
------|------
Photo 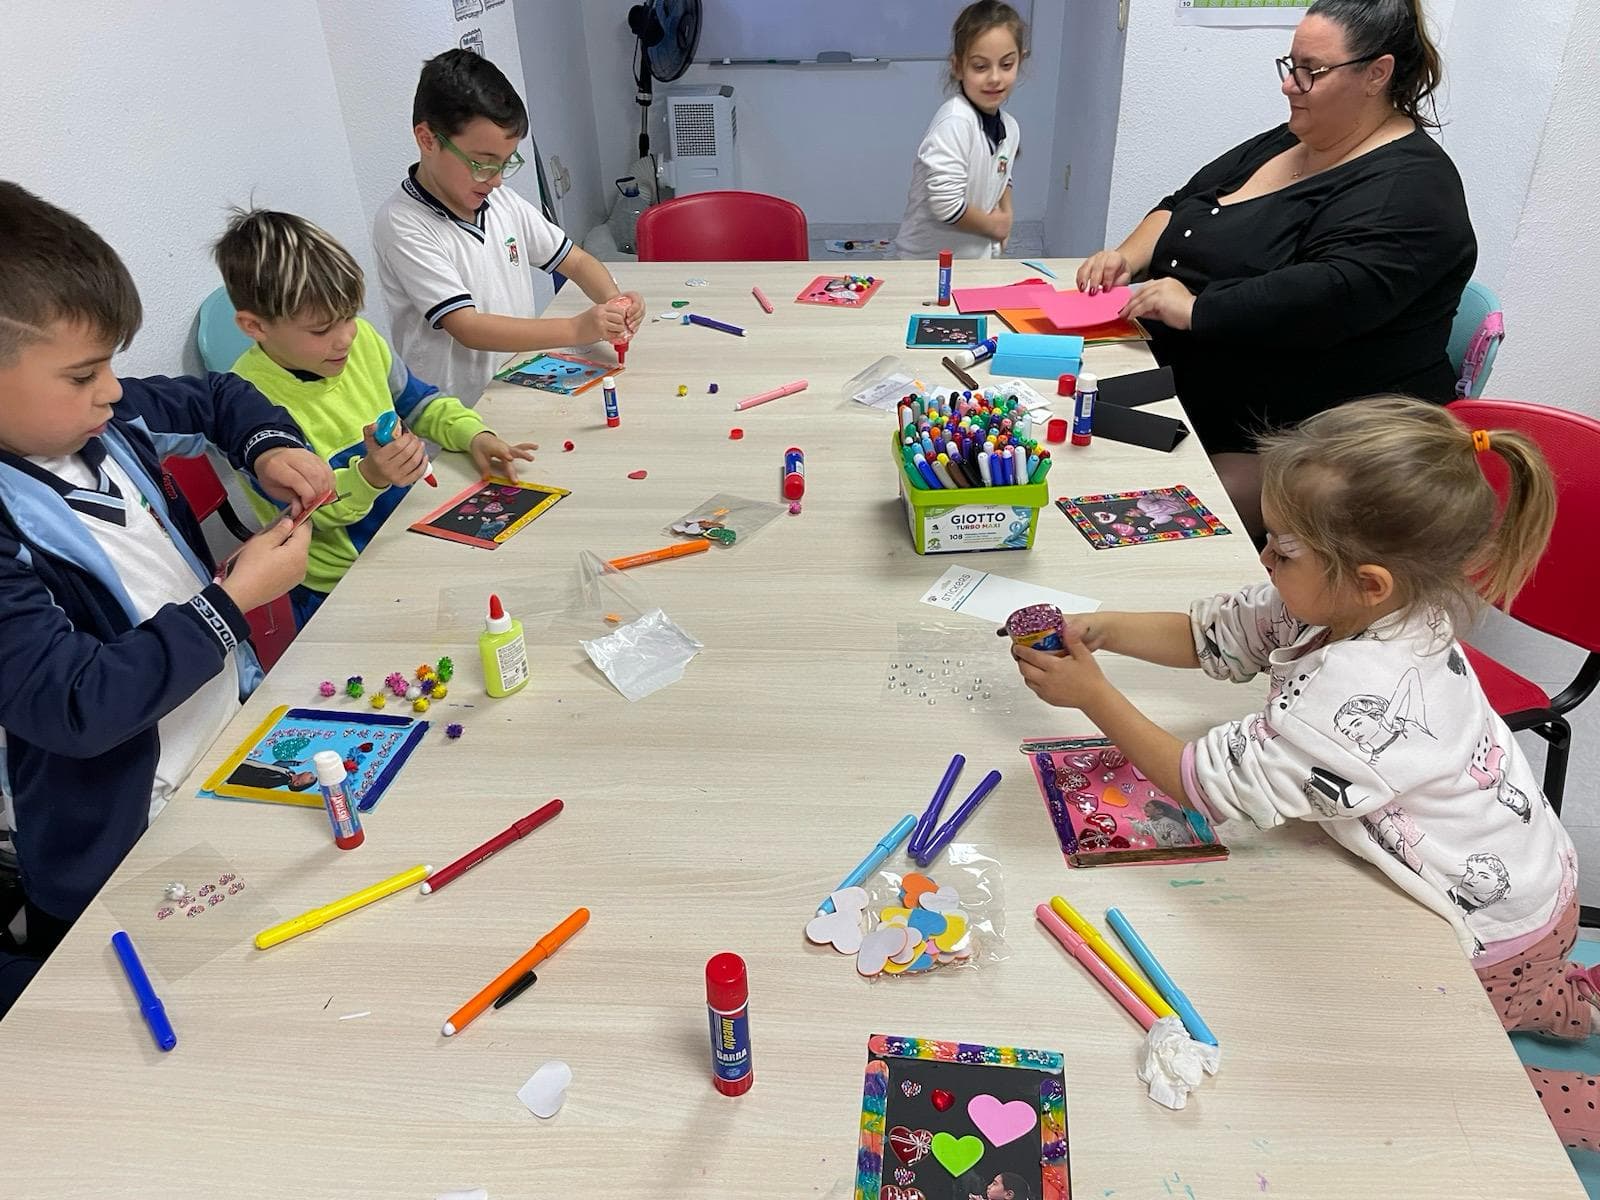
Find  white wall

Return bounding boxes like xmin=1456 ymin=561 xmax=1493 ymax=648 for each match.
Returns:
xmin=1043 ymin=0 xmax=1128 ymax=256
xmin=513 ymin=0 xmax=607 ymax=235
xmin=580 ymin=0 xmax=1068 ymax=226
xmin=0 ymin=0 xmax=374 ymax=377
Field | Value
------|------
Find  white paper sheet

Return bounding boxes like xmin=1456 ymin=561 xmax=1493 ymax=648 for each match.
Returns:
xmin=919 ymin=565 xmax=1100 ymax=625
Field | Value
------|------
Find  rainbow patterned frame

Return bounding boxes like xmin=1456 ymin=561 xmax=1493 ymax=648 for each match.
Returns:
xmin=855 ymin=1034 xmax=1069 ymax=1200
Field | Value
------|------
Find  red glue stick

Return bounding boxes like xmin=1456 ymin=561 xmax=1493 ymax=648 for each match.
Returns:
xmin=937 ymin=249 xmax=953 ymax=306
xmin=706 ymin=952 xmax=754 ymax=1096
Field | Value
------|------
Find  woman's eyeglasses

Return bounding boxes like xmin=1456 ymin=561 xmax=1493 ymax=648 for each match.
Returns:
xmin=1275 ymin=54 xmax=1379 ymax=94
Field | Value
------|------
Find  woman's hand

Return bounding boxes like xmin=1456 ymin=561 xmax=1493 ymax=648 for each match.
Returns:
xmin=1121 ymin=278 xmax=1197 ymax=330
xmin=1076 ymin=250 xmax=1131 ymax=295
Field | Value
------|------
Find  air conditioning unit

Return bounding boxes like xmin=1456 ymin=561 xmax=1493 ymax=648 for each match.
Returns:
xmin=657 ymin=84 xmax=738 ymax=196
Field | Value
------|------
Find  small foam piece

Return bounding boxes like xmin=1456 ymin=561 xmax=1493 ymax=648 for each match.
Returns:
xmin=563 ymin=440 xmax=575 ymax=452
xmin=518 ymin=1060 xmax=573 ymax=1119
xmin=805 ymin=887 xmax=869 ymax=953
xmin=728 ymin=428 xmax=744 ymax=440
xmin=628 ymin=470 xmax=648 ymax=480
xmin=708 ymin=383 xmax=719 ymax=394
xmin=676 ymin=385 xmax=687 ymax=396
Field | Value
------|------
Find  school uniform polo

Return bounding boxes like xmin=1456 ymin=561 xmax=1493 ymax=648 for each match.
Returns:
xmin=373 ymin=165 xmax=574 ymax=407
xmin=895 ymin=93 xmax=1019 ymax=260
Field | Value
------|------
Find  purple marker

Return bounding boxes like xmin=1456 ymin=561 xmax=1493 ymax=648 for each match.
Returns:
xmin=915 ymin=769 xmax=1002 ymax=868
xmin=911 ymin=754 xmax=966 ymax=858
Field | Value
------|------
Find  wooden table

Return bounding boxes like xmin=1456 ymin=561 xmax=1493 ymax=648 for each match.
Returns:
xmin=2 ymin=261 xmax=1580 ymax=1199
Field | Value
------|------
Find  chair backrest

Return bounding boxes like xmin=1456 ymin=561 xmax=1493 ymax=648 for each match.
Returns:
xmin=196 ymin=287 xmax=253 ymax=374
xmin=1447 ymin=279 xmax=1504 ymax=400
xmin=635 ymin=190 xmax=809 ymax=262
xmin=1448 ymin=398 xmax=1600 ymax=653
xmin=161 ymin=453 xmax=228 ymax=522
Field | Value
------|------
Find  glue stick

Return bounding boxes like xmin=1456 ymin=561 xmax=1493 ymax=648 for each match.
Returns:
xmin=937 ymin=249 xmax=953 ymax=306
xmin=1072 ymin=372 xmax=1097 ymax=447
xmin=782 ymin=447 xmax=805 ymax=503
xmin=603 ymin=377 xmax=620 ymax=428
xmin=479 ymin=593 xmax=529 ymax=698
xmin=312 ymin=750 xmax=364 ymax=850
xmin=706 ymin=952 xmax=754 ymax=1096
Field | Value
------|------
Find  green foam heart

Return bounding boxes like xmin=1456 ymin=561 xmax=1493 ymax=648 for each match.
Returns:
xmin=930 ymin=1131 xmax=984 ymax=1177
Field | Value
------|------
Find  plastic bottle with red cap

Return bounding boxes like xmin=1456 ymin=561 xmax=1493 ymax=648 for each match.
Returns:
xmin=478 ymin=593 xmax=529 ymax=698
xmin=706 ymin=952 xmax=754 ymax=1095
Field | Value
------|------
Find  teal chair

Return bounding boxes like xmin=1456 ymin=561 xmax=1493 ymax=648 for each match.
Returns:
xmin=196 ymin=287 xmax=252 ymax=374
xmin=1511 ymin=935 xmax=1600 ymax=1195
xmin=1448 ymin=279 xmax=1505 ymax=399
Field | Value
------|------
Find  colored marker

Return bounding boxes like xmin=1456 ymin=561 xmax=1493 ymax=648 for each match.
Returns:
xmin=752 ymin=286 xmax=773 ymax=314
xmin=910 ymin=754 xmax=965 ymax=858
xmin=422 ymin=799 xmax=564 ymax=895
xmin=1049 ymin=896 xmax=1177 ymax=1020
xmin=608 ymin=540 xmax=710 ymax=570
xmin=373 ymin=410 xmax=436 ymax=487
xmin=733 ymin=379 xmax=808 ymax=412
xmin=683 ymin=313 xmax=746 ymax=337
xmin=1036 ymin=905 xmax=1156 ymax=1030
xmin=915 ymin=769 xmax=1001 ymax=867
xmin=111 ymin=931 xmax=176 ymax=1051
xmin=1106 ymin=907 xmax=1217 ymax=1045
xmin=603 ymin=376 xmax=620 ymax=427
xmin=254 ymin=864 xmax=430 ymax=950
xmin=442 ymin=907 xmax=590 ymax=1036
xmin=817 ymin=814 xmax=919 ymax=913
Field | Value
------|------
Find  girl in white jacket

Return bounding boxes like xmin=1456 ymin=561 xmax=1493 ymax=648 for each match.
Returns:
xmin=894 ymin=2 xmax=1025 ymax=260
xmin=1012 ymin=396 xmax=1598 ymax=1148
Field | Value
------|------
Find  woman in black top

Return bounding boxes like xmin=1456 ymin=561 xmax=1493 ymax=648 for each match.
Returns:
xmin=1078 ymin=0 xmax=1476 ymax=538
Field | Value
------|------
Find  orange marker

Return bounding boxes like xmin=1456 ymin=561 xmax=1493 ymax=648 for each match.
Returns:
xmin=607 ymin=540 xmax=710 ymax=570
xmin=442 ymin=907 xmax=589 ymax=1037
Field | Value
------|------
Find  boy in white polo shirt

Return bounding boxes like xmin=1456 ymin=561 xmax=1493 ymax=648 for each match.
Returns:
xmin=374 ymin=50 xmax=645 ymax=407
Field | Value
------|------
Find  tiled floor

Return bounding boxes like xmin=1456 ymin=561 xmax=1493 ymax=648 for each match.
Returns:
xmin=808 ymin=221 xmax=1046 ymax=262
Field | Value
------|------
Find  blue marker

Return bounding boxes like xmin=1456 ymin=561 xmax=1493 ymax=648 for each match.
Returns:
xmin=111 ymin=931 xmax=177 ymax=1051
xmin=913 ymin=454 xmax=942 ymax=489
xmin=818 ymin=814 xmax=919 ymax=913
xmin=683 ymin=312 xmax=746 ymax=337
xmin=1105 ymin=907 xmax=1218 ymax=1046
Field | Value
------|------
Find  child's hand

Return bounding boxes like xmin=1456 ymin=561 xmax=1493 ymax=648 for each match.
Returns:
xmin=1013 ymin=636 xmax=1113 ymax=710
xmin=219 ymin=517 xmax=310 ymax=613
xmin=255 ymin=447 xmax=336 ymax=516
xmin=575 ymin=301 xmax=629 ymax=345
xmin=989 ymin=203 xmax=1015 ymax=246
xmin=358 ymin=422 xmax=429 ymax=489
xmin=469 ymin=430 xmax=539 ymax=482
xmin=619 ymin=290 xmax=646 ymax=335
xmin=1061 ymin=614 xmax=1112 ymax=653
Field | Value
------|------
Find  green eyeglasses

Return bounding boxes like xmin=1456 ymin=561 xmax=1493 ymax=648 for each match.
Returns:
xmin=434 ymin=130 xmax=525 ymax=183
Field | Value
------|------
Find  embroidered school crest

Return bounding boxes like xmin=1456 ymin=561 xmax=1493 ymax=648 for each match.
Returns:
xmin=504 ymin=235 xmax=520 ymax=266
xmin=997 ymin=154 xmax=1010 ymax=175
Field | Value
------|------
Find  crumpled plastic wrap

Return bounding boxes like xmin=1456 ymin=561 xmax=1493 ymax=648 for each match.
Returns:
xmin=579 ymin=608 xmax=702 ymax=701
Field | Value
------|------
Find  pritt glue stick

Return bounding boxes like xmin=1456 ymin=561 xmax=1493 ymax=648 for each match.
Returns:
xmin=937 ymin=248 xmax=953 ymax=306
xmin=706 ymin=952 xmax=753 ymax=1096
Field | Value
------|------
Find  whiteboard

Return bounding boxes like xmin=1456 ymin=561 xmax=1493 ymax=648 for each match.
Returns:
xmin=694 ymin=0 xmax=1037 ymax=63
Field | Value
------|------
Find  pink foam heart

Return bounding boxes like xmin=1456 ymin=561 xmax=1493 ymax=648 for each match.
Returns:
xmin=967 ymin=1094 xmax=1037 ymax=1147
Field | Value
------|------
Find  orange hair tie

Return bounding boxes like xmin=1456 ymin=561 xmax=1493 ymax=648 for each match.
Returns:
xmin=1471 ymin=429 xmax=1491 ymax=453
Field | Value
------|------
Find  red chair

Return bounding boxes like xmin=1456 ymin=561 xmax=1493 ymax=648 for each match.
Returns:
xmin=635 ymin=190 xmax=809 ymax=262
xmin=1448 ymin=399 xmax=1600 ymax=817
xmin=161 ymin=454 xmax=297 ymax=671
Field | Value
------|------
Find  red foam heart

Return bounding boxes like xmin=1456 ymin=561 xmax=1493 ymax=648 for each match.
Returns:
xmin=930 ymin=1088 xmax=955 ymax=1112
xmin=888 ymin=1125 xmax=932 ymax=1165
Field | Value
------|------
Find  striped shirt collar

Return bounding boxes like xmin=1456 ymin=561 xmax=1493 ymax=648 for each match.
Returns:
xmin=401 ymin=163 xmax=490 ymax=241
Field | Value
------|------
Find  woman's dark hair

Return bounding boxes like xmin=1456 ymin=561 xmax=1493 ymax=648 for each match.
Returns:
xmin=413 ymin=48 xmax=529 ymax=138
xmin=1307 ymin=0 xmax=1442 ymax=128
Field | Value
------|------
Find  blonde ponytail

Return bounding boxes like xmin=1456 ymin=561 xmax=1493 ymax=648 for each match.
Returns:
xmin=1469 ymin=430 xmax=1557 ymax=609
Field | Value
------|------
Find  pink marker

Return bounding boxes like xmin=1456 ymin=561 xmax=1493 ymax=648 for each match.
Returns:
xmin=1035 ymin=903 xmax=1156 ymax=1029
xmin=733 ymin=379 xmax=808 ymax=412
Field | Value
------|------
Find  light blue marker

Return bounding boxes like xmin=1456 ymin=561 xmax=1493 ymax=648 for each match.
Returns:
xmin=818 ymin=814 xmax=919 ymax=914
xmin=1105 ymin=907 xmax=1218 ymax=1046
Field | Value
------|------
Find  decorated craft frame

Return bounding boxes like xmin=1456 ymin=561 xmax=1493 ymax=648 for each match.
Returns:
xmin=1055 ymin=485 xmax=1230 ymax=551
xmin=906 ymin=314 xmax=989 ymax=350
xmin=408 ymin=477 xmax=570 ymax=549
xmin=199 ymin=706 xmax=428 ymax=812
xmin=795 ymin=274 xmax=885 ymax=307
xmin=494 ymin=350 xmax=615 ymax=395
xmin=855 ymin=1034 xmax=1069 ymax=1200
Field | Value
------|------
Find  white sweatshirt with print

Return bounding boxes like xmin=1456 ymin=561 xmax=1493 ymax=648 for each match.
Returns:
xmin=1179 ymin=582 xmax=1575 ymax=961
xmin=894 ymin=96 xmax=1019 ymax=260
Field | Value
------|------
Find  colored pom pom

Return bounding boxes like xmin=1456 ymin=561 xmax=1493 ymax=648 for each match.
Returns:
xmin=385 ymin=672 xmax=408 ymax=695
xmin=432 ymin=684 xmax=448 ymax=699
xmin=370 ymin=694 xmax=387 ymax=709
xmin=563 ymin=440 xmax=575 ymax=452
xmin=406 ymin=684 xmax=421 ymax=700
xmin=436 ymin=656 xmax=454 ymax=682
xmin=342 ymin=758 xmax=358 ymax=772
xmin=788 ymin=501 xmax=802 ymax=515
xmin=416 ymin=664 xmax=434 ymax=680
xmin=419 ymin=677 xmax=436 ymax=696
xmin=708 ymin=383 xmax=719 ymax=394
xmin=344 ymin=676 xmax=364 ymax=698
xmin=446 ymin=723 xmax=463 ymax=739
xmin=319 ymin=681 xmax=336 ymax=697
xmin=676 ymin=384 xmax=687 ymax=396
xmin=412 ymin=697 xmax=430 ymax=713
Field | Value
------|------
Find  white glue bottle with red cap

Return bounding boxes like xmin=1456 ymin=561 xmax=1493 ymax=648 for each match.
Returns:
xmin=478 ymin=593 xmax=529 ymax=698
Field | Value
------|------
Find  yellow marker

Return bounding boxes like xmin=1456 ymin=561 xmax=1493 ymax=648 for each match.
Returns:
xmin=1049 ymin=895 xmax=1176 ymax=1020
xmin=254 ymin=864 xmax=430 ymax=950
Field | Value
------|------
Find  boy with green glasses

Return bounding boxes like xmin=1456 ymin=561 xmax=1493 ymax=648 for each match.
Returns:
xmin=373 ymin=50 xmax=645 ymax=408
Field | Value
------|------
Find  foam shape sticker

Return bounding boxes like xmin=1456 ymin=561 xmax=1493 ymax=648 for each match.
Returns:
xmin=906 ymin=906 xmax=947 ymax=938
xmin=930 ymin=1131 xmax=985 ymax=1177
xmin=918 ymin=885 xmax=962 ymax=914
xmin=1101 ymin=785 xmax=1129 ymax=808
xmin=517 ymin=1060 xmax=572 ymax=1119
xmin=890 ymin=933 xmax=925 ymax=965
xmin=967 ymin=1094 xmax=1039 ymax=1147
xmin=899 ymin=872 xmax=941 ymax=908
xmin=878 ymin=905 xmax=916 ymax=928
xmin=888 ymin=1125 xmax=933 ymax=1165
xmin=932 ymin=913 xmax=969 ymax=952
xmin=858 ymin=927 xmax=910 ymax=976
xmin=806 ymin=887 xmax=869 ymax=953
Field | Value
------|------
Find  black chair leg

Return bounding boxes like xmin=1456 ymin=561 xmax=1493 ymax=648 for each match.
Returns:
xmin=1541 ymin=717 xmax=1572 ymax=817
xmin=217 ymin=500 xmax=256 ymax=544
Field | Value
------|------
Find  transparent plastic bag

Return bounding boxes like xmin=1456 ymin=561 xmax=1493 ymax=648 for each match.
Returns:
xmin=436 ymin=551 xmax=651 ymax=639
xmin=842 ymin=355 xmax=928 ymax=414
xmin=664 ymin=492 xmax=786 ymax=550
xmin=579 ymin=607 xmax=703 ymax=702
xmin=846 ymin=843 xmax=1007 ymax=981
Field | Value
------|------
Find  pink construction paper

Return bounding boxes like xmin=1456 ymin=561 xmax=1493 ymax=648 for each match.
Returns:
xmin=951 ymin=281 xmax=1055 ymax=314
xmin=1031 ymin=285 xmax=1133 ymax=330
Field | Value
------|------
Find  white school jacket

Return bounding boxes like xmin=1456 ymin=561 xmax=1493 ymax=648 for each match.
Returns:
xmin=1180 ymin=582 xmax=1575 ymax=961
xmin=894 ymin=96 xmax=1019 ymax=260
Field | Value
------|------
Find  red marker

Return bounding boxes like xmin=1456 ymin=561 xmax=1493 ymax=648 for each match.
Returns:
xmin=421 ymin=799 xmax=564 ymax=894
